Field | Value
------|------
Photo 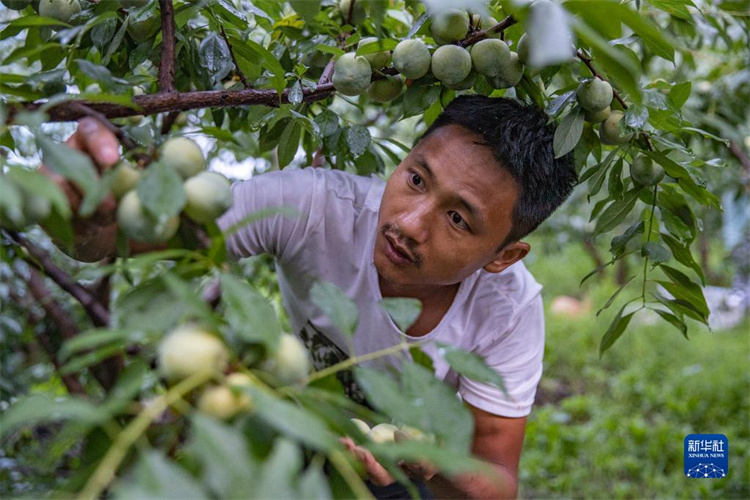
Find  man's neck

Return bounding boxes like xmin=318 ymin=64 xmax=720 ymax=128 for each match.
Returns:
xmin=379 ymin=277 xmax=461 ymax=337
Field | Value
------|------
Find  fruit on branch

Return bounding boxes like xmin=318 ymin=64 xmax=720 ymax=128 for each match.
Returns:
xmin=367 ymin=77 xmax=403 ymax=103
xmin=358 ymin=37 xmax=391 ymax=70
xmin=394 ymin=425 xmax=435 ymax=443
xmin=470 ymin=39 xmax=511 ymax=78
xmin=38 ymin=0 xmax=80 ymax=23
xmin=489 ymin=51 xmax=524 ymax=89
xmin=339 ymin=0 xmax=365 ymax=25
xmin=431 ymin=45 xmax=472 ymax=86
xmin=263 ymin=334 xmax=310 ymax=386
xmin=630 ymin=155 xmax=665 ymax=186
xmin=158 ymin=324 xmax=229 ymax=382
xmin=110 ymin=161 xmax=141 ymax=200
xmin=198 ymin=376 xmax=254 ymax=420
xmin=430 ymin=9 xmax=469 ymax=45
xmin=584 ymin=105 xmax=611 ymax=124
xmin=392 ymin=39 xmax=431 ymax=80
xmin=367 ymin=423 xmax=398 ymax=443
xmin=444 ymin=71 xmax=477 ymax=91
xmin=332 ymin=53 xmax=372 ymax=96
xmin=350 ymin=418 xmax=371 ymax=435
xmin=183 ymin=171 xmax=233 ymax=224
xmin=600 ymin=110 xmax=633 ymax=145
xmin=472 ymin=13 xmax=500 ymax=37
xmin=577 ymin=79 xmax=613 ymax=112
xmin=160 ymin=137 xmax=206 ymax=179
xmin=126 ymin=5 xmax=160 ymax=43
xmin=116 ymin=189 xmax=180 ymax=243
xmin=516 ymin=34 xmax=529 ymax=64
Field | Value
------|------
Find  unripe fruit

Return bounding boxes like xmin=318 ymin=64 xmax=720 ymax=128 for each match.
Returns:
xmin=358 ymin=37 xmax=390 ymax=70
xmin=444 ymin=71 xmax=477 ymax=91
xmin=117 ymin=190 xmax=180 ymax=243
xmin=630 ymin=155 xmax=665 ymax=186
xmin=516 ymin=34 xmax=529 ymax=64
xmin=158 ymin=324 xmax=229 ymax=382
xmin=160 ymin=137 xmax=205 ymax=179
xmin=472 ymin=14 xmax=499 ymax=37
xmin=332 ymin=53 xmax=372 ymax=96
xmin=367 ymin=423 xmax=398 ymax=443
xmin=110 ymin=161 xmax=141 ymax=200
xmin=127 ymin=10 xmax=159 ymax=42
xmin=264 ymin=334 xmax=310 ymax=386
xmin=394 ymin=425 xmax=435 ymax=443
xmin=367 ymin=77 xmax=403 ymax=103
xmin=430 ymin=9 xmax=469 ymax=45
xmin=183 ymin=171 xmax=232 ymax=224
xmin=339 ymin=0 xmax=365 ymax=25
xmin=392 ymin=39 xmax=431 ymax=80
xmin=584 ymin=105 xmax=611 ymax=124
xmin=198 ymin=386 xmax=244 ymax=420
xmin=38 ymin=0 xmax=80 ymax=23
xmin=600 ymin=110 xmax=632 ymax=145
xmin=489 ymin=51 xmax=524 ymax=89
xmin=431 ymin=45 xmax=472 ymax=86
xmin=470 ymin=39 xmax=510 ymax=77
xmin=577 ymin=79 xmax=613 ymax=112
xmin=350 ymin=418 xmax=371 ymax=435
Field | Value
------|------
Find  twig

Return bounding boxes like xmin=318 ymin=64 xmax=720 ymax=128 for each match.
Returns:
xmin=8 ymin=231 xmax=110 ymax=327
xmin=459 ymin=15 xmax=517 ymax=47
xmin=345 ymin=0 xmax=356 ymax=25
xmin=220 ymin=25 xmax=251 ymax=89
xmin=576 ymin=50 xmax=628 ymax=109
xmin=158 ymin=0 xmax=177 ymax=93
xmin=729 ymin=139 xmax=750 ymax=182
xmin=318 ymin=59 xmax=335 ymax=86
xmin=160 ymin=111 xmax=180 ymax=136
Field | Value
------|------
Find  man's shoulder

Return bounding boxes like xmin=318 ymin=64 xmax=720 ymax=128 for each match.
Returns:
xmin=471 ymin=261 xmax=543 ymax=318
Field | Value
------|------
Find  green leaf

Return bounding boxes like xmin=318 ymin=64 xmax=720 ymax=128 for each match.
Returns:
xmin=597 ymin=276 xmax=637 ymax=316
xmin=668 ymin=81 xmax=691 ymax=108
xmin=199 ymin=32 xmax=233 ymax=85
xmin=617 ymin=4 xmax=675 ymax=62
xmin=36 ymin=134 xmax=106 ymax=218
xmin=5 ymin=167 xmax=71 ymax=219
xmin=356 ymin=38 xmax=398 ymax=56
xmin=437 ymin=343 xmax=506 ymax=394
xmin=245 ymin=39 xmax=287 ymax=96
xmin=653 ymin=309 xmax=689 ymax=339
xmin=368 ymin=441 xmax=490 ymax=477
xmin=624 ymin=104 xmax=649 ymax=129
xmin=113 ymin=451 xmax=209 ymax=500
xmin=599 ymin=305 xmax=636 ymax=356
xmin=6 ymin=16 xmax=72 ymax=28
xmin=255 ymin=439 xmax=303 ymax=499
xmin=658 ymin=264 xmax=709 ymax=317
xmin=136 ymin=161 xmax=185 ymax=219
xmin=75 ymin=59 xmax=130 ymax=92
xmin=594 ymin=187 xmax=642 ymax=235
xmin=310 ymin=281 xmax=359 ymax=338
xmin=553 ymin=107 xmax=584 ymax=158
xmin=680 ymin=127 xmax=730 ymax=146
xmin=379 ymin=297 xmax=422 ymax=332
xmin=243 ymin=387 xmax=336 ymax=451
xmin=289 ymin=0 xmax=321 ymax=22
xmin=220 ymin=273 xmax=281 ymax=350
xmin=403 ymin=84 xmax=441 ymax=119
xmin=654 ymin=293 xmax=706 ymax=323
xmin=314 ymin=110 xmax=340 ymax=137
xmin=661 ymin=232 xmax=705 ymax=284
xmin=187 ymin=414 xmax=255 ymax=497
xmin=0 ymin=395 xmax=107 ymax=440
xmin=113 ymin=278 xmax=191 ymax=333
xmin=60 ymin=328 xmax=143 ymax=361
xmin=648 ymin=0 xmax=694 ymax=19
xmin=277 ymin=120 xmax=302 ymax=168
xmin=641 ymin=241 xmax=670 ymax=264
xmin=346 ymin=125 xmax=371 ymax=159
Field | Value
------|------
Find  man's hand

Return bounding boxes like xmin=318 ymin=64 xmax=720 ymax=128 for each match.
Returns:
xmin=340 ymin=436 xmax=395 ymax=486
xmin=40 ymin=117 xmax=123 ymax=261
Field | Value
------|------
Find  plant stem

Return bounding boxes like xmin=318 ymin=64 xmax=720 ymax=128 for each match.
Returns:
xmin=328 ymin=450 xmax=375 ymax=500
xmin=641 ymin=184 xmax=659 ymax=306
xmin=77 ymin=371 xmax=212 ymax=500
xmin=306 ymin=342 xmax=410 ymax=384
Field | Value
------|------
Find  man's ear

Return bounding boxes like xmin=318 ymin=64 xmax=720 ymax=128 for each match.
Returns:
xmin=484 ymin=241 xmax=530 ymax=274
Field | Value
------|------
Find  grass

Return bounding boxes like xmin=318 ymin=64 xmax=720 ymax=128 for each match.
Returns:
xmin=519 ymin=238 xmax=750 ymax=499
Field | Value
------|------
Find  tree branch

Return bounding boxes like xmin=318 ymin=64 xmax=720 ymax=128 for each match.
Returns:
xmin=158 ymin=0 xmax=177 ymax=93
xmin=8 ymin=231 xmax=110 ymax=327
xmin=220 ymin=25 xmax=251 ymax=89
xmin=459 ymin=15 xmax=517 ymax=48
xmin=576 ymin=50 xmax=628 ymax=109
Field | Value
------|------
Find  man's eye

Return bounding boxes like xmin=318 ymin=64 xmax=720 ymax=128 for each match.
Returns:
xmin=410 ymin=172 xmax=423 ymax=186
xmin=449 ymin=211 xmax=468 ymax=229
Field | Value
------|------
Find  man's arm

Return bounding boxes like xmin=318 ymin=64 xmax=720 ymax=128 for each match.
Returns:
xmin=427 ymin=404 xmax=526 ymax=499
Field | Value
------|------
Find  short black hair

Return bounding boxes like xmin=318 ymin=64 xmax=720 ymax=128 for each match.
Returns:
xmin=420 ymin=95 xmax=577 ymax=247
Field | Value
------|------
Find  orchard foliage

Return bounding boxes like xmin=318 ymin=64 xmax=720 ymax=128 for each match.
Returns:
xmin=0 ymin=0 xmax=747 ymax=497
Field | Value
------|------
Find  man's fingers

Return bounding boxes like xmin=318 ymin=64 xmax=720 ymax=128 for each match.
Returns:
xmin=76 ymin=117 xmax=121 ymax=170
xmin=339 ymin=437 xmax=395 ymax=486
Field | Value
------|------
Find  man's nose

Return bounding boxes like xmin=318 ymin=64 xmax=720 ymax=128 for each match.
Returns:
xmin=397 ymin=202 xmax=432 ymax=244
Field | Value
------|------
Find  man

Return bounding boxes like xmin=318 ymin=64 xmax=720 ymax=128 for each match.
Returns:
xmin=51 ymin=95 xmax=576 ymax=499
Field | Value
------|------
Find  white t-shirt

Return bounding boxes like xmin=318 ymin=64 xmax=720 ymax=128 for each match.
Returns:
xmin=219 ymin=167 xmax=545 ymax=418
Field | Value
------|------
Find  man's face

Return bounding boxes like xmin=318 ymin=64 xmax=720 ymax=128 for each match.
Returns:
xmin=375 ymin=125 xmax=526 ymax=296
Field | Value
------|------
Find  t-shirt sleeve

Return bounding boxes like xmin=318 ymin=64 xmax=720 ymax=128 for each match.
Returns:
xmin=217 ymin=168 xmax=325 ymax=262
xmin=457 ymin=294 xmax=545 ymax=418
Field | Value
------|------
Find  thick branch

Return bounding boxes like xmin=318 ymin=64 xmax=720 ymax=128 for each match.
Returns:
xmin=220 ymin=25 xmax=251 ymax=89
xmin=11 ymin=85 xmax=336 ymax=123
xmin=459 ymin=15 xmax=517 ymax=48
xmin=158 ymin=0 xmax=177 ymax=93
xmin=9 ymin=231 xmax=110 ymax=327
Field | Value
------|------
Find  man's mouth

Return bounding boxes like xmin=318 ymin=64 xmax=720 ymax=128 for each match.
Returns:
xmin=383 ymin=232 xmax=418 ymax=267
